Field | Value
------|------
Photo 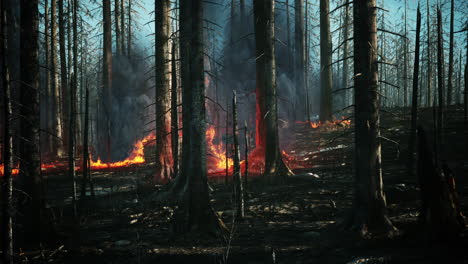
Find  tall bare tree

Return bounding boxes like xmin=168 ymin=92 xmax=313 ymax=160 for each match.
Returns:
xmin=254 ymin=0 xmax=292 ymax=180
xmin=294 ymin=0 xmax=305 ymax=120
xmin=173 ymin=0 xmax=226 ymax=234
xmin=1 ymin=0 xmax=13 ymax=261
xmin=155 ymin=0 xmax=173 ymax=181
xmin=436 ymin=6 xmax=445 ymax=154
xmin=446 ymin=0 xmax=454 ymax=105
xmin=103 ymin=0 xmax=113 ymax=162
xmin=350 ymin=0 xmax=396 ymax=235
xmin=58 ymin=0 xmax=68 ymax=151
xmin=426 ymin=0 xmax=432 ymax=107
xmin=319 ymin=0 xmax=333 ymax=122
xmin=115 ymin=0 xmax=121 ymax=54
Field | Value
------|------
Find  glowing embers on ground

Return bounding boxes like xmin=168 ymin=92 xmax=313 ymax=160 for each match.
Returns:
xmin=296 ymin=116 xmax=351 ymax=130
xmin=90 ymin=132 xmax=156 ymax=170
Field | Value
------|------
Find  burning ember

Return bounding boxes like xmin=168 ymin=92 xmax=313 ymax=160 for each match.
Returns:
xmin=89 ymin=132 xmax=156 ymax=169
xmin=296 ymin=116 xmax=351 ymax=130
xmin=206 ymin=125 xmax=233 ymax=174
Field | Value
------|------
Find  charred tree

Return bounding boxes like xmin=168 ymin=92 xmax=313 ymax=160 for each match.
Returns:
xmin=115 ymin=0 xmax=121 ymax=54
xmin=80 ymin=87 xmax=90 ymax=200
xmin=18 ymin=0 xmax=45 ymax=245
xmin=232 ymin=92 xmax=244 ymax=219
xmin=350 ymin=0 xmax=396 ymax=236
xmin=254 ymin=0 xmax=293 ymax=181
xmin=342 ymin=0 xmax=350 ymax=107
xmin=426 ymin=0 xmax=432 ymax=107
xmin=408 ymin=4 xmax=421 ymax=173
xmin=436 ymin=6 xmax=445 ymax=155
xmin=319 ymin=0 xmax=333 ymax=122
xmin=155 ymin=0 xmax=173 ymax=181
xmin=103 ymin=0 xmax=113 ymax=162
xmin=127 ymin=0 xmax=131 ymax=61
xmin=294 ymin=0 xmax=305 ymax=120
xmin=120 ymin=0 xmax=125 ymax=55
xmin=70 ymin=0 xmax=79 ymax=217
xmin=446 ymin=0 xmax=454 ymax=105
xmin=1 ymin=1 xmax=13 ymax=261
xmin=244 ymin=122 xmax=249 ymax=186
xmin=173 ymin=0 xmax=226 ymax=235
xmin=58 ymin=0 xmax=68 ymax=150
xmin=44 ymin=0 xmax=53 ymax=153
xmin=465 ymin=33 xmax=468 ymax=121
xmin=403 ymin=0 xmax=408 ymax=107
xmin=171 ymin=40 xmax=179 ymax=178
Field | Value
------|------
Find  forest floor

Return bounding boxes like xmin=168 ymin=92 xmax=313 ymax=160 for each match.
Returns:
xmin=22 ymin=106 xmax=468 ymax=264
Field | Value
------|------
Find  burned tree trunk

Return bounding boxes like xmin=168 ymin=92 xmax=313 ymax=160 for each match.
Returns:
xmin=127 ymin=0 xmax=131 ymax=61
xmin=436 ymin=6 xmax=445 ymax=154
xmin=1 ymin=1 xmax=13 ymax=261
xmin=103 ymin=0 xmax=112 ymax=162
xmin=44 ymin=0 xmax=53 ymax=154
xmin=350 ymin=0 xmax=396 ymax=236
xmin=155 ymin=0 xmax=173 ymax=182
xmin=171 ymin=40 xmax=179 ymax=178
xmin=120 ymin=0 xmax=125 ymax=56
xmin=51 ymin=0 xmax=64 ymax=157
xmin=80 ymin=87 xmax=89 ymax=200
xmin=446 ymin=0 xmax=454 ymax=106
xmin=426 ymin=0 xmax=432 ymax=107
xmin=254 ymin=0 xmax=292 ymax=181
xmin=69 ymin=73 xmax=77 ymax=218
xmin=173 ymin=0 xmax=226 ymax=235
xmin=115 ymin=0 xmax=121 ymax=55
xmin=244 ymin=122 xmax=249 ymax=186
xmin=232 ymin=92 xmax=244 ymax=219
xmin=408 ymin=4 xmax=421 ymax=173
xmin=294 ymin=0 xmax=305 ymax=120
xmin=403 ymin=0 xmax=408 ymax=107
xmin=417 ymin=127 xmax=465 ymax=239
xmin=465 ymin=33 xmax=468 ymax=121
xmin=319 ymin=0 xmax=333 ymax=122
xmin=58 ymin=0 xmax=68 ymax=151
xmin=342 ymin=0 xmax=350 ymax=107
xmin=18 ymin=0 xmax=45 ymax=245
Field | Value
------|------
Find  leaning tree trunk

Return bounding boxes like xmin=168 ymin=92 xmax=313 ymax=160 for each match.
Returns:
xmin=319 ymin=0 xmax=333 ymax=122
xmin=351 ymin=0 xmax=396 ymax=236
xmin=1 ymin=1 xmax=14 ymax=261
xmin=407 ymin=4 xmax=421 ymax=173
xmin=446 ymin=0 xmax=454 ymax=106
xmin=155 ymin=0 xmax=173 ymax=182
xmin=294 ymin=0 xmax=305 ymax=120
xmin=18 ymin=0 xmax=45 ymax=246
xmin=254 ymin=0 xmax=292 ymax=181
xmin=172 ymin=0 xmax=226 ymax=235
xmin=103 ymin=0 xmax=112 ymax=162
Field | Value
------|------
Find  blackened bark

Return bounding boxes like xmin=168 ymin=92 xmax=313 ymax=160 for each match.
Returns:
xmin=232 ymin=92 xmax=244 ymax=219
xmin=115 ymin=0 xmax=121 ymax=54
xmin=436 ymin=6 xmax=445 ymax=155
xmin=120 ymin=0 xmax=125 ymax=56
xmin=351 ymin=0 xmax=396 ymax=236
xmin=80 ymin=87 xmax=89 ymax=200
xmin=127 ymin=0 xmax=131 ymax=60
xmin=446 ymin=0 xmax=454 ymax=105
xmin=155 ymin=0 xmax=173 ymax=181
xmin=403 ymin=0 xmax=408 ymax=107
xmin=319 ymin=0 xmax=333 ymax=122
xmin=44 ymin=0 xmax=53 ymax=153
xmin=244 ymin=122 xmax=249 ymax=186
xmin=70 ymin=0 xmax=78 ymax=217
xmin=254 ymin=0 xmax=292 ymax=181
xmin=294 ymin=0 xmax=305 ymax=119
xmin=103 ymin=0 xmax=112 ymax=162
xmin=408 ymin=4 xmax=421 ymax=173
xmin=342 ymin=0 xmax=350 ymax=107
xmin=171 ymin=40 xmax=179 ymax=178
xmin=174 ymin=0 xmax=226 ymax=235
xmin=465 ymin=33 xmax=467 ymax=121
xmin=426 ymin=0 xmax=432 ymax=107
xmin=58 ymin=0 xmax=68 ymax=151
xmin=1 ymin=1 xmax=13 ymax=261
xmin=19 ymin=0 xmax=44 ymax=245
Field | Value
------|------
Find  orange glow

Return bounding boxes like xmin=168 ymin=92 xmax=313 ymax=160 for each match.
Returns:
xmin=89 ymin=132 xmax=156 ymax=169
xmin=296 ymin=116 xmax=351 ymax=130
xmin=0 ymin=165 xmax=19 ymax=176
xmin=206 ymin=125 xmax=233 ymax=173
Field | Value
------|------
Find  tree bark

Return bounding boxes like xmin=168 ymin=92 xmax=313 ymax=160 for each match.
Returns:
xmin=155 ymin=0 xmax=173 ymax=182
xmin=436 ymin=6 xmax=445 ymax=156
xmin=70 ymin=0 xmax=78 ymax=217
xmin=294 ymin=0 xmax=305 ymax=120
xmin=446 ymin=0 xmax=454 ymax=106
xmin=426 ymin=0 xmax=432 ymax=107
xmin=173 ymin=0 xmax=226 ymax=235
xmin=244 ymin=122 xmax=249 ymax=186
xmin=351 ymin=0 xmax=396 ymax=236
xmin=44 ymin=0 xmax=53 ymax=154
xmin=465 ymin=32 xmax=467 ymax=121
xmin=403 ymin=0 xmax=408 ymax=107
xmin=319 ymin=0 xmax=333 ymax=122
xmin=58 ymin=0 xmax=68 ymax=152
xmin=232 ymin=92 xmax=244 ymax=219
xmin=115 ymin=0 xmax=121 ymax=54
xmin=1 ymin=1 xmax=14 ymax=261
xmin=408 ymin=4 xmax=421 ymax=173
xmin=254 ymin=0 xmax=292 ymax=181
xmin=80 ymin=87 xmax=89 ymax=200
xmin=120 ymin=0 xmax=125 ymax=56
xmin=19 ymin=0 xmax=44 ymax=245
xmin=103 ymin=0 xmax=113 ymax=162
xmin=127 ymin=0 xmax=131 ymax=61
xmin=171 ymin=39 xmax=179 ymax=178
xmin=342 ymin=0 xmax=350 ymax=107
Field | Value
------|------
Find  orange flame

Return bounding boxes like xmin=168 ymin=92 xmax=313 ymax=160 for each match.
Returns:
xmin=206 ymin=125 xmax=233 ymax=173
